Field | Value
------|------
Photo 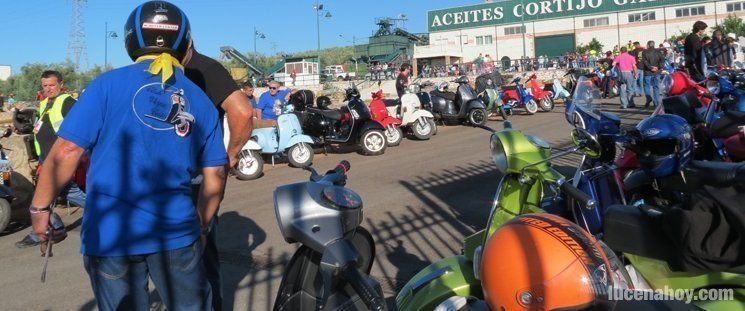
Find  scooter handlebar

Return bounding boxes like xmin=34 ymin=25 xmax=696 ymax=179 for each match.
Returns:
xmin=344 ymin=266 xmax=386 ymax=311
xmin=560 ymin=181 xmax=597 ymax=210
xmin=318 ymin=160 xmax=351 ymax=186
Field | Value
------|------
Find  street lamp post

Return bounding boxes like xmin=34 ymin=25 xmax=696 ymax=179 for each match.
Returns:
xmin=254 ymin=26 xmax=266 ymax=60
xmin=313 ymin=2 xmax=332 ymax=67
xmin=104 ymin=22 xmax=118 ymax=69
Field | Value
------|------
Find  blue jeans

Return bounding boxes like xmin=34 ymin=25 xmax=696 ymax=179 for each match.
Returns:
xmin=26 ymin=183 xmax=86 ymax=242
xmin=644 ymin=75 xmax=661 ymax=107
xmin=191 ymin=183 xmax=222 ymax=311
xmin=635 ymin=70 xmax=644 ymax=96
xmin=619 ymin=71 xmax=636 ymax=108
xmin=84 ymin=239 xmax=211 ymax=311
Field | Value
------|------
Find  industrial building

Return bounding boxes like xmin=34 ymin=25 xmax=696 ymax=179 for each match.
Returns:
xmin=414 ymin=0 xmax=745 ymax=68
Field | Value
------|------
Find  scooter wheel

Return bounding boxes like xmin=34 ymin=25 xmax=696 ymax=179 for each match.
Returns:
xmin=412 ymin=118 xmax=435 ymax=140
xmin=359 ymin=130 xmax=386 ymax=156
xmin=0 ymin=198 xmax=10 ymax=233
xmin=500 ymin=107 xmax=510 ymax=120
xmin=234 ymin=149 xmax=264 ymax=180
xmin=385 ymin=126 xmax=404 ymax=147
xmin=287 ymin=142 xmax=314 ymax=168
xmin=539 ymin=97 xmax=555 ymax=112
xmin=468 ymin=108 xmax=487 ymax=126
xmin=525 ymin=99 xmax=539 ymax=115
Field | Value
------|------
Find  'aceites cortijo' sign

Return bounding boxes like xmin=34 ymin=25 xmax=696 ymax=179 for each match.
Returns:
xmin=428 ymin=0 xmax=707 ymax=32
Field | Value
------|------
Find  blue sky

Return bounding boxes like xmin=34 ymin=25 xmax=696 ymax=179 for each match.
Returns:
xmin=1 ymin=0 xmax=476 ymax=73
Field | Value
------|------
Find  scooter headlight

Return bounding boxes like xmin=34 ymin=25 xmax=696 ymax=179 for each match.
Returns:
xmin=490 ymin=134 xmax=508 ymax=174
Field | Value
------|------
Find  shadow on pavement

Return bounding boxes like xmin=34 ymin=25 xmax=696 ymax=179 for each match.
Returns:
xmin=366 ymin=160 xmax=499 ymax=295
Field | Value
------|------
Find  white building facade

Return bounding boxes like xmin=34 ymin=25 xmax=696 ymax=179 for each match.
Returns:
xmin=415 ymin=0 xmax=745 ymax=68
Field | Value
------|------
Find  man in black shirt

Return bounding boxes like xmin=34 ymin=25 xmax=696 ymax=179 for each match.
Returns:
xmin=685 ymin=21 xmax=708 ymax=81
xmin=643 ymin=41 xmax=665 ymax=108
xmin=182 ymin=44 xmax=254 ymax=311
xmin=15 ymin=70 xmax=86 ymax=248
xmin=396 ymin=63 xmax=412 ymax=98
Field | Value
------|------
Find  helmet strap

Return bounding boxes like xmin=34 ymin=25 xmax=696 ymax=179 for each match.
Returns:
xmin=135 ymin=53 xmax=184 ymax=87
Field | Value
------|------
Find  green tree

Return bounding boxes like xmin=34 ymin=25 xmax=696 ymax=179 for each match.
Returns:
xmin=576 ymin=38 xmax=604 ymax=55
xmin=713 ymin=15 xmax=745 ymax=37
xmin=0 ymin=63 xmax=110 ymax=101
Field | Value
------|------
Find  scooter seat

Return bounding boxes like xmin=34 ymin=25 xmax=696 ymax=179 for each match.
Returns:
xmin=430 ymin=90 xmax=456 ymax=102
xmin=683 ymin=160 xmax=745 ymax=188
xmin=383 ymin=99 xmax=400 ymax=107
xmin=710 ymin=111 xmax=745 ymax=138
xmin=604 ymin=205 xmax=675 ymax=262
xmin=309 ymin=108 xmax=343 ymax=121
xmin=605 ymin=204 xmax=745 ymax=274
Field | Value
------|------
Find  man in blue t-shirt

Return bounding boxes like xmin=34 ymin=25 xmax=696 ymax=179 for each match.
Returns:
xmin=256 ymin=80 xmax=298 ymax=122
xmin=28 ymin=3 xmax=225 ymax=310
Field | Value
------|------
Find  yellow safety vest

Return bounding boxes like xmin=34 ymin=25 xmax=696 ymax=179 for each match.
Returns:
xmin=34 ymin=94 xmax=72 ymax=156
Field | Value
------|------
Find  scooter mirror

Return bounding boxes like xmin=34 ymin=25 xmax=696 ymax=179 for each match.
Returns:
xmin=571 ymin=128 xmax=601 ymax=158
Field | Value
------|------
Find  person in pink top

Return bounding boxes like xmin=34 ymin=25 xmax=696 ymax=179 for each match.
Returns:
xmin=613 ymin=47 xmax=638 ymax=109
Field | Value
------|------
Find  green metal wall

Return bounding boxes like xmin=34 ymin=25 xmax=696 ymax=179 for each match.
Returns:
xmin=535 ymin=33 xmax=576 ymax=58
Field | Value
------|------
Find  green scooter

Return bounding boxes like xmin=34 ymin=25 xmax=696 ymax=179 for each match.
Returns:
xmin=475 ymin=73 xmax=510 ymax=121
xmin=395 ymin=123 xmax=598 ymax=310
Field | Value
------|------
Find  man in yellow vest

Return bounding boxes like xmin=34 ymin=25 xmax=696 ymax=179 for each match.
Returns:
xmin=15 ymin=70 xmax=86 ymax=248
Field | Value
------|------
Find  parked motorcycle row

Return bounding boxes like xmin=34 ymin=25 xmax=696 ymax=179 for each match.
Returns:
xmin=233 ymin=73 xmax=575 ymax=181
xmin=271 ymin=68 xmax=745 ymax=310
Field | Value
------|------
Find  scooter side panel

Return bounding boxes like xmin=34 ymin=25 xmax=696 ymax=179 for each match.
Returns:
xmin=277 ymin=114 xmax=306 ymax=150
xmin=395 ymin=255 xmax=481 ymax=311
xmin=252 ymin=128 xmax=279 ymax=153
xmin=626 ymin=254 xmax=745 ymax=310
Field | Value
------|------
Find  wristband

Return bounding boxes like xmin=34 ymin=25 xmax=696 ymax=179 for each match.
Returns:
xmin=29 ymin=205 xmax=51 ymax=214
xmin=201 ymin=226 xmax=211 ymax=236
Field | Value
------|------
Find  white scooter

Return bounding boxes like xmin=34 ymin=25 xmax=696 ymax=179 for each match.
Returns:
xmin=385 ymin=84 xmax=437 ymax=140
xmin=552 ymin=75 xmax=571 ymax=101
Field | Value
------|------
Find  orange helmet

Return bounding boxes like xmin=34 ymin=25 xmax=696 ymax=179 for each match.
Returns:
xmin=480 ymin=214 xmax=629 ymax=310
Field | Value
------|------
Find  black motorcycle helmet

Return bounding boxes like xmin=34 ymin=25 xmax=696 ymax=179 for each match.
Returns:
xmin=12 ymin=108 xmax=38 ymax=135
xmin=124 ymin=1 xmax=192 ymax=61
xmin=317 ymin=96 xmax=332 ymax=109
xmin=289 ymin=90 xmax=314 ymax=111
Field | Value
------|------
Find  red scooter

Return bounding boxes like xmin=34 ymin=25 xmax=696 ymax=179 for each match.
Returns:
xmin=369 ymin=90 xmax=404 ymax=146
xmin=527 ymin=74 xmax=555 ymax=111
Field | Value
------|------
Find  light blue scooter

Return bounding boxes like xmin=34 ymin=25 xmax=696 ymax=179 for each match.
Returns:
xmin=233 ymin=103 xmax=315 ymax=180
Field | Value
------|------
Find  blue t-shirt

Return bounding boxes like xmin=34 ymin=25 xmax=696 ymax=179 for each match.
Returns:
xmin=257 ymin=89 xmax=290 ymax=120
xmin=57 ymin=61 xmax=227 ymax=256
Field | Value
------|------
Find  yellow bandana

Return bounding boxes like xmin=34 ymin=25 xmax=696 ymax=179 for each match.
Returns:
xmin=135 ymin=53 xmax=184 ymax=86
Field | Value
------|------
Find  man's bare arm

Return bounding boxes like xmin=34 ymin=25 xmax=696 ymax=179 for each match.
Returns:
xmin=30 ymin=138 xmax=84 ymax=238
xmin=222 ymin=90 xmax=254 ymax=168
xmin=196 ymin=165 xmax=226 ymax=230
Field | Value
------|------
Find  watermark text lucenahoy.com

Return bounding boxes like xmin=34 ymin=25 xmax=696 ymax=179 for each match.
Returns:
xmin=608 ymin=286 xmax=734 ymax=304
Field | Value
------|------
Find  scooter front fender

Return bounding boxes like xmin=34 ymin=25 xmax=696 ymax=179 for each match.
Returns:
xmin=395 ymin=255 xmax=480 ymax=311
xmin=243 ymin=139 xmax=263 ymax=151
xmin=284 ymin=135 xmax=315 ymax=151
xmin=403 ymin=110 xmax=434 ymax=125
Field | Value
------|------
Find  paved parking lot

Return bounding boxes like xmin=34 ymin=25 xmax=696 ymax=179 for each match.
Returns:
xmin=0 ymin=99 xmax=654 ymax=310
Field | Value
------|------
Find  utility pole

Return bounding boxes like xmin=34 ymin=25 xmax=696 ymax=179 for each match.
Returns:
xmin=67 ymin=0 xmax=88 ymax=69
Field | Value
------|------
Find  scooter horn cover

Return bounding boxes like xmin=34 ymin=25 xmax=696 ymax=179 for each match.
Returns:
xmin=480 ymin=214 xmax=623 ymax=310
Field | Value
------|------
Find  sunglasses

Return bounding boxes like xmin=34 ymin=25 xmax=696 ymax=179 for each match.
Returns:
xmin=269 ymin=87 xmax=278 ymax=90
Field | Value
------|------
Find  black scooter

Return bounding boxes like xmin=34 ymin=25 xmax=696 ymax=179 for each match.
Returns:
xmin=301 ymin=85 xmax=387 ymax=156
xmin=421 ymin=75 xmax=487 ymax=126
xmin=0 ymin=125 xmax=18 ymax=233
xmin=273 ymin=161 xmax=387 ymax=311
